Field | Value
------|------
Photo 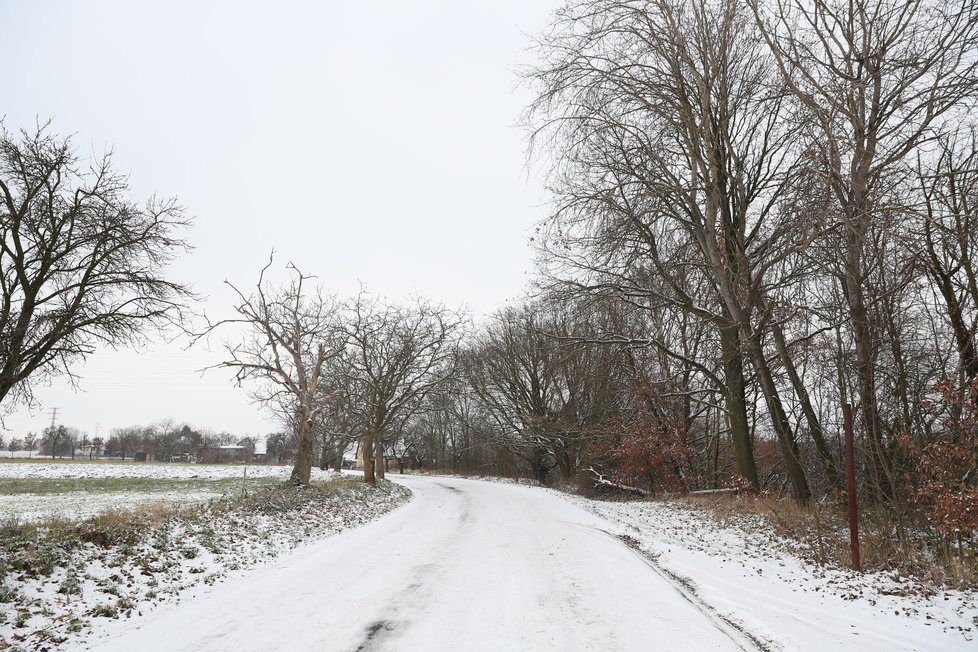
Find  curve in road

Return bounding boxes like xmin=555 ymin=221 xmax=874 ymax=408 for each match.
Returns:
xmin=89 ymin=475 xmax=757 ymax=651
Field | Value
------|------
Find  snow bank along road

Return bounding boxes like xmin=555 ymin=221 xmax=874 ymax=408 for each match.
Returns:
xmin=88 ymin=475 xmax=761 ymax=651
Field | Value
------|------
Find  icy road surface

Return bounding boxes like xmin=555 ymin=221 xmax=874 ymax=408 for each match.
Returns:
xmin=89 ymin=475 xmax=758 ymax=651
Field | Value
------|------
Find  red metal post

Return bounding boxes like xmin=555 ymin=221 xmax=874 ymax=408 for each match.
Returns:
xmin=843 ymin=403 xmax=861 ymax=572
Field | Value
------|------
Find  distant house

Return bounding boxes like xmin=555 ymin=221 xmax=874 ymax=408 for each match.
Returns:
xmin=252 ymin=437 xmax=267 ymax=463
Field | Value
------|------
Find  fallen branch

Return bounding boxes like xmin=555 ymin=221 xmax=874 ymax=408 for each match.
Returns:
xmin=688 ymin=487 xmax=742 ymax=496
xmin=588 ymin=467 xmax=649 ymax=496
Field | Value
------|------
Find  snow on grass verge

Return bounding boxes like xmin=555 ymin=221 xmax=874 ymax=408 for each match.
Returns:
xmin=0 ymin=462 xmax=342 ymax=523
xmin=0 ymin=475 xmax=411 ymax=651
xmin=560 ymin=492 xmax=976 ymax=651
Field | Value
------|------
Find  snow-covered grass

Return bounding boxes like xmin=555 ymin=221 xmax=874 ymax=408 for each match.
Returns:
xmin=0 ymin=459 xmax=331 ymax=480
xmin=562 ymin=491 xmax=978 ymax=651
xmin=0 ymin=461 xmax=337 ymax=523
xmin=0 ymin=465 xmax=411 ymax=651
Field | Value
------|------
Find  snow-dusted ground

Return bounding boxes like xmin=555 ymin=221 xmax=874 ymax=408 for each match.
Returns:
xmin=0 ymin=471 xmax=410 ymax=650
xmin=566 ymin=494 xmax=977 ymax=651
xmin=84 ymin=474 xmax=977 ymax=652
xmin=0 ymin=462 xmax=337 ymax=522
xmin=1 ymin=489 xmax=234 ymax=522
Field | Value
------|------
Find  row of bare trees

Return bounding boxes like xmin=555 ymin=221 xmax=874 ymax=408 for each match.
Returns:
xmin=103 ymin=421 xmax=252 ymax=462
xmin=0 ymin=420 xmax=252 ymax=461
xmin=482 ymin=0 xmax=978 ymax=544
xmin=203 ymin=258 xmax=466 ymax=484
xmin=320 ymin=0 xmax=977 ymax=572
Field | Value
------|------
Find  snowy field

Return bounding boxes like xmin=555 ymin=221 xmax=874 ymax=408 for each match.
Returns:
xmin=0 ymin=461 xmax=337 ymax=523
xmin=0 ymin=460 xmax=331 ymax=481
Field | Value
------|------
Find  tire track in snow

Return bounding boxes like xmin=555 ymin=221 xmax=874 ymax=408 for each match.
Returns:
xmin=354 ymin=620 xmax=397 ymax=652
xmin=350 ymin=481 xmax=475 ymax=651
xmin=612 ymin=532 xmax=773 ymax=652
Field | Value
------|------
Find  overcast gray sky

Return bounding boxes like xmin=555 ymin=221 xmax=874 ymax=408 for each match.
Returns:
xmin=1 ymin=0 xmax=560 ymax=439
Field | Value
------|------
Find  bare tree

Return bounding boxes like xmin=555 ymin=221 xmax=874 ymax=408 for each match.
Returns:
xmin=749 ymin=0 xmax=978 ymax=491
xmin=23 ymin=431 xmax=37 ymax=458
xmin=526 ymin=0 xmax=831 ymax=498
xmin=316 ymin=360 xmax=361 ymax=472
xmin=79 ymin=432 xmax=91 ymax=457
xmin=919 ymin=131 xmax=978 ymax=388
xmin=265 ymin=431 xmax=296 ymax=464
xmin=463 ymin=300 xmax=628 ymax=484
xmin=0 ymin=123 xmax=193 ymax=411
xmin=199 ymin=256 xmax=345 ymax=485
xmin=149 ymin=418 xmax=180 ymax=462
xmin=344 ymin=292 xmax=465 ymax=484
xmin=109 ymin=425 xmax=141 ymax=460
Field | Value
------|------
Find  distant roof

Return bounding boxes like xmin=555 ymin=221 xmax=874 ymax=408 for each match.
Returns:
xmin=217 ymin=445 xmax=245 ymax=450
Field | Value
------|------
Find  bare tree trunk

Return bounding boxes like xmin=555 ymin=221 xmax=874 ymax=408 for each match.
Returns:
xmin=844 ymin=250 xmax=893 ymax=499
xmin=362 ymin=435 xmax=376 ymax=485
xmin=375 ymin=442 xmax=386 ymax=481
xmin=290 ymin=413 xmax=315 ymax=485
xmin=720 ymin=323 xmax=760 ymax=490
xmin=318 ymin=437 xmax=331 ymax=471
xmin=333 ymin=444 xmax=344 ymax=472
xmin=771 ymin=322 xmax=841 ymax=488
xmin=744 ymin=332 xmax=812 ymax=502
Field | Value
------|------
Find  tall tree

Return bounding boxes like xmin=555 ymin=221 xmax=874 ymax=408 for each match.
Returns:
xmin=344 ymin=292 xmax=465 ymax=484
xmin=0 ymin=123 xmax=193 ymax=410
xmin=750 ymin=0 xmax=978 ymax=490
xmin=200 ymin=256 xmax=345 ymax=485
xmin=527 ymin=0 xmax=828 ymax=498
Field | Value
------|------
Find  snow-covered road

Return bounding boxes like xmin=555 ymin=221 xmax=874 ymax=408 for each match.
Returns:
xmin=88 ymin=475 xmax=756 ymax=651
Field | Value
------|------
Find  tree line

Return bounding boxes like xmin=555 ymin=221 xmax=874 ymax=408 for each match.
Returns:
xmin=515 ymin=0 xmax=978 ymax=551
xmin=0 ymin=420 xmax=284 ymax=462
